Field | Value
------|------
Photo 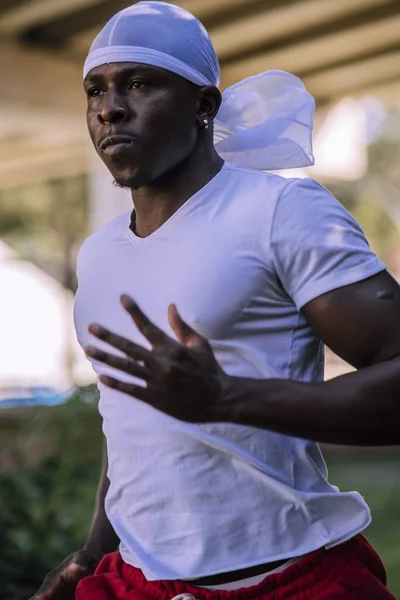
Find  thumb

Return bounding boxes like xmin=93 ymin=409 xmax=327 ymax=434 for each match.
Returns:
xmin=67 ymin=562 xmax=88 ymax=577
xmin=168 ymin=305 xmax=208 ymax=349
xmin=64 ymin=561 xmax=89 ymax=584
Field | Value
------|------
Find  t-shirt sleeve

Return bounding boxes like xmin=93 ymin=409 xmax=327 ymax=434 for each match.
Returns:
xmin=270 ymin=177 xmax=386 ymax=310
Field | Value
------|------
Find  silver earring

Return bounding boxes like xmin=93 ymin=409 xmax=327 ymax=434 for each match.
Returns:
xmin=203 ymin=118 xmax=209 ymax=130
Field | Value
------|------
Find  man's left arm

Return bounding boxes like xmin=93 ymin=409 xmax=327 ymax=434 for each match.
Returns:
xmin=228 ymin=269 xmax=400 ymax=446
xmin=84 ymin=276 xmax=400 ymax=447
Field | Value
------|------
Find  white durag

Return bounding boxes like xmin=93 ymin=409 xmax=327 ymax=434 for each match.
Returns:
xmin=83 ymin=1 xmax=315 ymax=171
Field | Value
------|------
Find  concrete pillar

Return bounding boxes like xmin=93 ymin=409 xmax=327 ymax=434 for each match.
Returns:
xmin=88 ymin=149 xmax=132 ymax=232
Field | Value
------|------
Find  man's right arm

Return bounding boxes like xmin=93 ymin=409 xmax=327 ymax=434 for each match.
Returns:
xmin=31 ymin=440 xmax=118 ymax=600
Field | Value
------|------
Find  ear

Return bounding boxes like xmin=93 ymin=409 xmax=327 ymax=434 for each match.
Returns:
xmin=197 ymin=86 xmax=222 ymax=125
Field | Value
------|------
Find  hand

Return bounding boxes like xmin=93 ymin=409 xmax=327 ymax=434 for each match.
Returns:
xmin=84 ymin=295 xmax=232 ymax=422
xmin=29 ymin=549 xmax=99 ymax=600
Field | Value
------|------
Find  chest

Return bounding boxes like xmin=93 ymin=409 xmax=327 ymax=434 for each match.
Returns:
xmin=74 ymin=223 xmax=273 ymax=352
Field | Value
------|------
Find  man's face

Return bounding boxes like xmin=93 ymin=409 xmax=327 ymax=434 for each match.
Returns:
xmin=84 ymin=62 xmax=201 ymax=188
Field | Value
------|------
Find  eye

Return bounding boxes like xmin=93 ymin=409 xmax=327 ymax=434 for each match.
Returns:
xmin=128 ymin=79 xmax=146 ymax=90
xmin=87 ymin=87 xmax=104 ymax=98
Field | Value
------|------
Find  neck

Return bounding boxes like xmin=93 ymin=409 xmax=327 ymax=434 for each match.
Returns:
xmin=131 ymin=144 xmax=224 ymax=238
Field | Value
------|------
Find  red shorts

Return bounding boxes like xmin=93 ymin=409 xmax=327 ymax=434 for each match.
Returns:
xmin=76 ymin=535 xmax=395 ymax=600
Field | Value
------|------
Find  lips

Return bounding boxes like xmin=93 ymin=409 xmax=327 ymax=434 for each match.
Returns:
xmin=99 ymin=135 xmax=137 ymax=156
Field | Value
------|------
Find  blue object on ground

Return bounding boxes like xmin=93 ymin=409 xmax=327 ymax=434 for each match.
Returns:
xmin=0 ymin=386 xmax=75 ymax=408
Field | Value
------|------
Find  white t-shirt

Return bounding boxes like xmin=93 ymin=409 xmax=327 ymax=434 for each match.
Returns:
xmin=74 ymin=162 xmax=385 ymax=581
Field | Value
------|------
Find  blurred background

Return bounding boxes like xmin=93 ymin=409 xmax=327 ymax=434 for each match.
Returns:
xmin=1 ymin=0 xmax=400 ymax=598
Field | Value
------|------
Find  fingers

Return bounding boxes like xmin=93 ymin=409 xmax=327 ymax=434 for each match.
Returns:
xmin=168 ymin=304 xmax=208 ymax=349
xmin=84 ymin=346 xmax=151 ymax=383
xmin=120 ymin=295 xmax=169 ymax=347
xmin=99 ymin=375 xmax=151 ymax=401
xmin=88 ymin=324 xmax=151 ymax=363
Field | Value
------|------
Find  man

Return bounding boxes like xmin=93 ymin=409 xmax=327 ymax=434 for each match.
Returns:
xmin=32 ymin=2 xmax=399 ymax=599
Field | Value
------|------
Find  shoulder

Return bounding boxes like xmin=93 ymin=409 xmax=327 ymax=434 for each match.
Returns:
xmin=223 ymin=162 xmax=292 ymax=193
xmin=275 ymin=175 xmax=347 ymax=208
xmin=221 ymin=164 xmax=349 ymax=231
xmin=271 ymin=176 xmax=363 ymax=237
xmin=221 ymin=163 xmax=296 ymax=224
xmin=268 ymin=177 xmax=386 ymax=310
xmin=221 ymin=164 xmax=337 ymax=213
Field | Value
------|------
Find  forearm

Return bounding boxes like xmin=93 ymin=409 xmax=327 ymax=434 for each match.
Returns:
xmin=226 ymin=356 xmax=400 ymax=446
xmin=84 ymin=441 xmax=119 ymax=558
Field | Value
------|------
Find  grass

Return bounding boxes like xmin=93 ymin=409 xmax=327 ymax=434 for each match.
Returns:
xmin=324 ymin=448 xmax=400 ymax=597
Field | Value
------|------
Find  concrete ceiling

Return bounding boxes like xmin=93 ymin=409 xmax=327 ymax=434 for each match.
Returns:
xmin=0 ymin=0 xmax=400 ymax=187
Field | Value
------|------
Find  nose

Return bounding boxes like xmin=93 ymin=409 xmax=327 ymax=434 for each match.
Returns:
xmin=98 ymin=91 xmax=129 ymax=125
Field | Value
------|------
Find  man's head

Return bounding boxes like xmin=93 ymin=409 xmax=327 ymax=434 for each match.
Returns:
xmin=83 ymin=2 xmax=221 ymax=189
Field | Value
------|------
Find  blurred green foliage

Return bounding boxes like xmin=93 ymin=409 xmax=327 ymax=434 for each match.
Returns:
xmin=0 ymin=388 xmax=102 ymax=600
xmin=327 ymin=450 xmax=400 ymax=597
xmin=1 ymin=391 xmax=399 ymax=599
